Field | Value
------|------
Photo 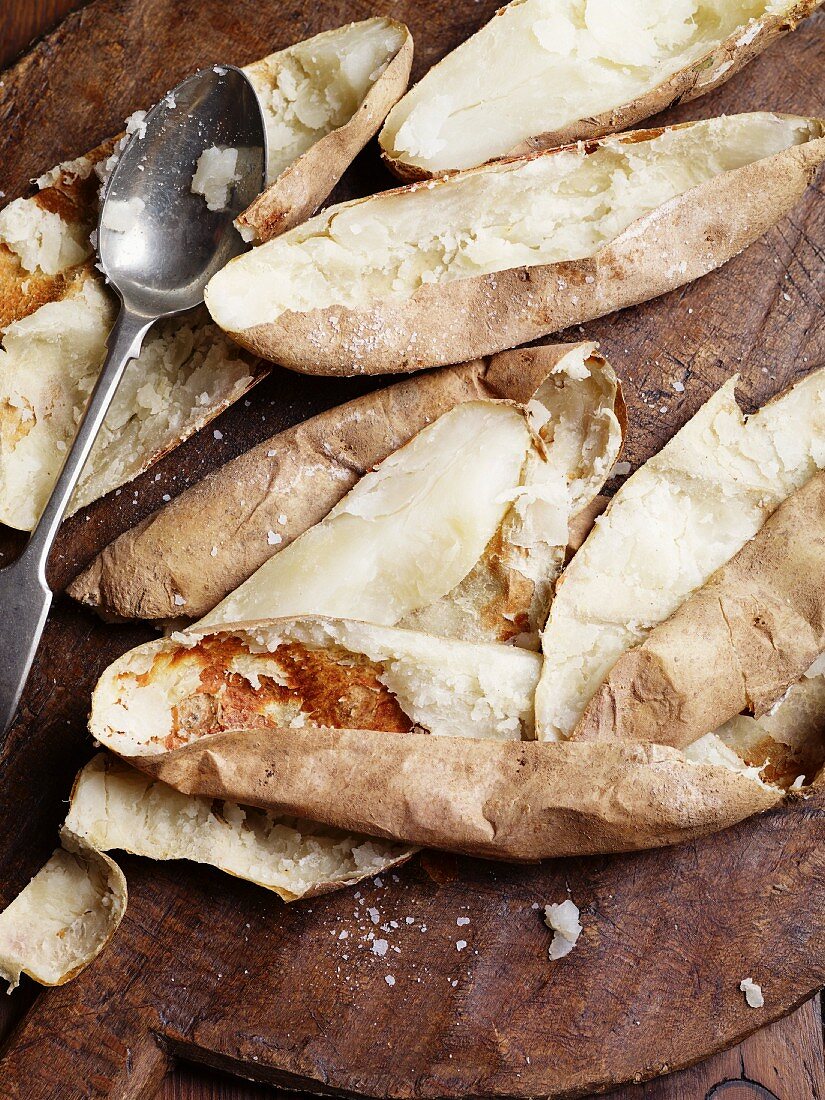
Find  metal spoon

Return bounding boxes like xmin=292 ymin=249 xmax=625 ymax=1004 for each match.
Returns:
xmin=0 ymin=64 xmax=267 ymax=737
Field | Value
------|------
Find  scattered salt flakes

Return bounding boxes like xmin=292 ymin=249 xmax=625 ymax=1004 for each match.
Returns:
xmin=544 ymin=900 xmax=582 ymax=960
xmin=162 ymin=493 xmax=172 ymax=502
xmin=372 ymin=939 xmax=389 ymax=957
xmin=368 ymin=907 xmax=380 ymax=924
xmin=154 ymin=472 xmax=162 ymax=482
xmin=451 ymin=979 xmax=458 ymax=987
xmin=456 ymin=917 xmax=470 ymax=927
xmin=405 ymin=917 xmax=415 ymax=925
xmin=213 ymin=429 xmax=223 ymax=440
xmin=173 ymin=594 xmax=186 ymax=607
xmin=671 ymin=380 xmax=685 ymax=393
xmin=277 ymin=514 xmax=287 ymax=525
xmin=339 ymin=930 xmax=348 ymax=940
xmin=456 ymin=940 xmax=467 ymax=952
xmin=214 ymin=65 xmax=228 ymax=75
xmin=740 ymin=978 xmax=764 ymax=1008
xmin=531 ymin=903 xmax=540 ymax=910
xmin=783 ymin=292 xmax=791 ymax=302
xmin=385 ymin=975 xmax=395 ymax=986
xmin=612 ymin=461 xmax=632 ymax=477
xmin=210 ymin=546 xmax=219 ymax=558
xmin=267 ymin=531 xmax=283 ymax=546
xmin=789 ymin=775 xmax=806 ymax=790
xmin=267 ymin=449 xmax=277 ymax=458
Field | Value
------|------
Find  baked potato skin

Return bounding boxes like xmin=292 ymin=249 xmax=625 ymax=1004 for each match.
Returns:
xmin=138 ymin=727 xmax=782 ymax=863
xmin=380 ymin=1 xmax=824 ymax=182
xmin=236 ymin=26 xmax=413 ymax=242
xmin=223 ymin=121 xmax=825 ymax=377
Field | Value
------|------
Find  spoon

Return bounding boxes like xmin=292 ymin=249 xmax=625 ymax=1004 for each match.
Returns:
xmin=0 ymin=64 xmax=267 ymax=738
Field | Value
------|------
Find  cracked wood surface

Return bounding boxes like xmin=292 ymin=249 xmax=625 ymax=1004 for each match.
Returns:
xmin=0 ymin=2 xmax=823 ymax=1099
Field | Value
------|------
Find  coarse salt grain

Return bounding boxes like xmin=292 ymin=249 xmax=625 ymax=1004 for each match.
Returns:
xmin=544 ymin=900 xmax=582 ymax=960
xmin=739 ymin=978 xmax=764 ymax=1008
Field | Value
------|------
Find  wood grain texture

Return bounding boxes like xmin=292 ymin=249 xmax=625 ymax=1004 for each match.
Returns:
xmin=0 ymin=1 xmax=822 ymax=1099
xmin=0 ymin=0 xmax=88 ymax=69
xmin=160 ymin=996 xmax=825 ymax=1100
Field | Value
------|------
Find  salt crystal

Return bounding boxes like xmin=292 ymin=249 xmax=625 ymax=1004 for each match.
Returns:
xmin=739 ymin=978 xmax=764 ymax=1009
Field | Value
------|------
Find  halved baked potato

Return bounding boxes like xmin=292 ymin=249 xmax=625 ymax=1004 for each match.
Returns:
xmin=379 ymin=0 xmax=823 ymax=178
xmin=206 ymin=113 xmax=825 ymax=377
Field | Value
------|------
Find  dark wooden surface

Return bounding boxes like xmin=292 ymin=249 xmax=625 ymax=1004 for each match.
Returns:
xmin=0 ymin=2 xmax=823 ymax=1099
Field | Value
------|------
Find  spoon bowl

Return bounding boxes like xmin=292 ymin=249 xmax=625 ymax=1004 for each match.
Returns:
xmin=99 ymin=63 xmax=267 ymax=317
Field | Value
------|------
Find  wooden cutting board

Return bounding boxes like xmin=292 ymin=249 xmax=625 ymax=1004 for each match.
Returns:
xmin=0 ymin=2 xmax=823 ymax=1098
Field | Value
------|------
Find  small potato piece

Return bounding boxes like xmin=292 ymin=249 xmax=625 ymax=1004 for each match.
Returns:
xmin=0 ymin=841 xmax=126 ymax=990
xmin=205 ymin=113 xmax=825 ymax=376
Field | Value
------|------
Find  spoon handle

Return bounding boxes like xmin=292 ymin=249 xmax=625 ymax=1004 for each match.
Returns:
xmin=0 ymin=306 xmax=154 ymax=739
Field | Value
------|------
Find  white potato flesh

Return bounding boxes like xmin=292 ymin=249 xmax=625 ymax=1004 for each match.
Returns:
xmin=247 ymin=17 xmax=408 ymax=182
xmin=200 ymin=402 xmax=531 ymax=627
xmin=0 ymin=280 xmax=255 ymax=530
xmin=206 ymin=114 xmax=813 ymax=332
xmin=0 ymin=846 xmax=125 ymax=990
xmin=0 ymin=184 xmax=93 ymax=275
xmin=380 ymin=0 xmax=797 ymax=173
xmin=65 ymin=755 xmax=408 ymax=903
xmin=535 ymin=369 xmax=825 ymax=741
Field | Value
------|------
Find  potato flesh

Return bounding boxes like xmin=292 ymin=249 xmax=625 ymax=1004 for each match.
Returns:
xmin=207 ymin=114 xmax=812 ymax=331
xmin=0 ymin=846 xmax=124 ymax=989
xmin=201 ymin=403 xmax=531 ymax=627
xmin=0 ymin=280 xmax=255 ymax=529
xmin=0 ymin=179 xmax=93 ymax=275
xmin=536 ymin=370 xmax=825 ymax=741
xmin=65 ymin=755 xmax=407 ymax=903
xmin=93 ymin=618 xmax=542 ymax=756
xmin=248 ymin=18 xmax=406 ymax=182
xmin=686 ymin=666 xmax=825 ymax=789
xmin=380 ymin=0 xmax=793 ymax=172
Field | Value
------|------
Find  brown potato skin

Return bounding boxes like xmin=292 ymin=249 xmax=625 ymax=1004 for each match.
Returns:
xmin=574 ymin=469 xmax=825 ymax=749
xmin=132 ymin=727 xmax=781 ymax=862
xmin=225 ymin=120 xmax=825 ymax=377
xmin=379 ymin=1 xmax=824 ymax=181
xmin=236 ymin=25 xmax=413 ymax=242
